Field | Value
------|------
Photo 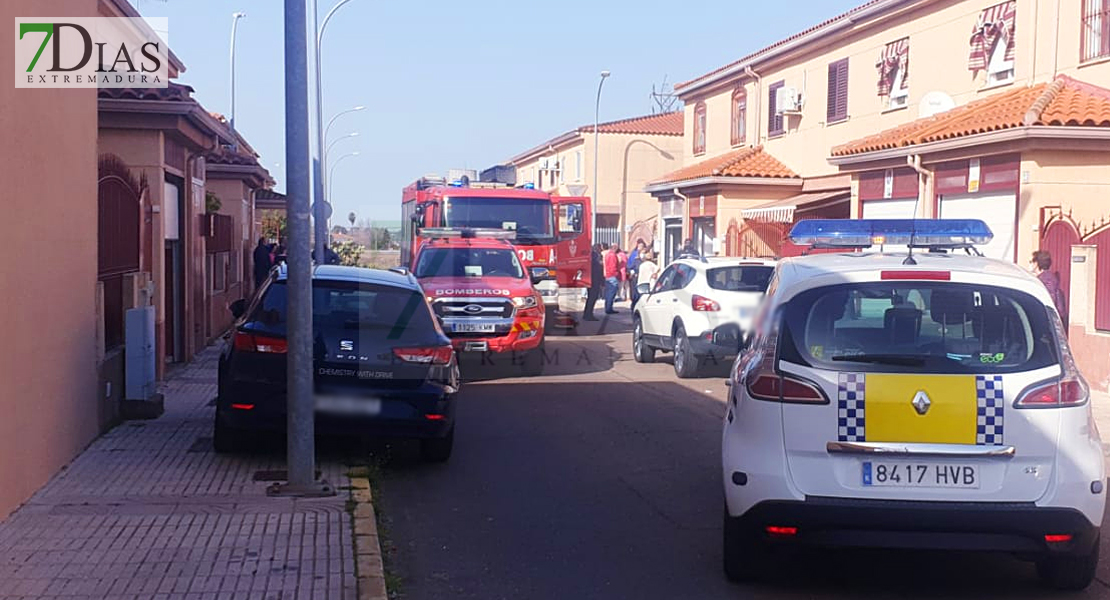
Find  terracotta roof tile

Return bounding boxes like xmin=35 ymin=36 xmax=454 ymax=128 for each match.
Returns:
xmin=577 ymin=111 xmax=683 ymax=136
xmin=832 ymin=75 xmax=1110 ymax=156
xmin=653 ymin=146 xmax=798 ymax=185
xmin=98 ymin=81 xmax=195 ymax=101
xmin=676 ymin=0 xmax=887 ymax=92
xmin=206 ymin=147 xmax=260 ymax=167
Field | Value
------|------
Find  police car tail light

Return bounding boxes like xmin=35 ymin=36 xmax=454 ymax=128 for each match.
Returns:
xmin=881 ymin=270 xmax=951 ymax=281
xmin=1016 ymin=307 xmax=1089 ymax=408
xmin=233 ymin=331 xmax=287 ymax=354
xmin=742 ymin=314 xmax=826 ymax=404
xmin=692 ymin=295 xmax=720 ymax=312
xmin=393 ymin=345 xmax=454 ymax=365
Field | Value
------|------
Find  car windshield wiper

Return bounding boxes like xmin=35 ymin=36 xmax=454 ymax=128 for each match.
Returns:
xmin=830 ymin=353 xmax=929 ymax=366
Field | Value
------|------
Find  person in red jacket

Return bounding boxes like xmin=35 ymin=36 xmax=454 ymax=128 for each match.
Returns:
xmin=603 ymin=244 xmax=620 ymax=314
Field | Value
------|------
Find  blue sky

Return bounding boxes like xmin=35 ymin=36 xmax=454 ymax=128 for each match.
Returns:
xmin=136 ymin=0 xmax=861 ymax=226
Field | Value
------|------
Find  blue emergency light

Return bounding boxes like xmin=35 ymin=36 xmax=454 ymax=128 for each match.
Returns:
xmin=521 ymin=182 xmax=536 ymax=190
xmin=788 ymin=219 xmax=993 ymax=249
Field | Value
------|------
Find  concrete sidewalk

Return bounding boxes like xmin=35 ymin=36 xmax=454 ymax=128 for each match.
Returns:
xmin=0 ymin=346 xmax=357 ymax=600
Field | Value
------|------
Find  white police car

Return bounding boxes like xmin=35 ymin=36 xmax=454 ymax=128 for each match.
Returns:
xmin=722 ymin=219 xmax=1104 ymax=590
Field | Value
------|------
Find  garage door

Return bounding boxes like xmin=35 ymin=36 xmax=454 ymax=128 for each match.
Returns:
xmin=862 ymin=199 xmax=918 ymax=254
xmin=938 ymin=193 xmax=1016 ymax=261
xmin=861 ymin=198 xmax=918 ymax=220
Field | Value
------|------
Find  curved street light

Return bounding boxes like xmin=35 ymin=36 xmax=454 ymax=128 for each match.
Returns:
xmin=593 ymin=70 xmax=610 ymax=243
xmin=328 ymin=151 xmax=360 ymax=205
xmin=325 ymin=131 xmax=359 ymax=162
xmin=312 ymin=0 xmax=360 ymax=262
xmin=620 ymin=139 xmax=675 ymax=248
xmin=228 ymin=11 xmax=247 ymax=137
xmin=324 ymin=105 xmax=365 ymax=147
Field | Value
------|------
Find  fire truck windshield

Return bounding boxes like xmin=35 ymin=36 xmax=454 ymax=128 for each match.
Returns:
xmin=442 ymin=197 xmax=553 ymax=244
xmin=415 ymin=247 xmax=525 ymax=279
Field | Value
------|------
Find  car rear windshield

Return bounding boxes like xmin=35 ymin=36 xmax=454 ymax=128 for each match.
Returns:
xmin=251 ymin=281 xmax=435 ymax=335
xmin=414 ymin=248 xmax=524 ymax=279
xmin=706 ymin=265 xmax=774 ymax=292
xmin=779 ymin=282 xmax=1057 ymax=374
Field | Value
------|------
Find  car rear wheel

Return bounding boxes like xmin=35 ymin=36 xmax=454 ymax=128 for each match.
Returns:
xmin=673 ymin=325 xmax=700 ymax=379
xmin=723 ymin=508 xmax=765 ymax=583
xmin=633 ymin=318 xmax=655 ymax=363
xmin=1037 ymin=537 xmax=1099 ymax=591
xmin=420 ymin=427 xmax=455 ymax=463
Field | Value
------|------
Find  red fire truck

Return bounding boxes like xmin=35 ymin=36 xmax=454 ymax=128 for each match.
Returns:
xmin=401 ymin=175 xmax=592 ymax=327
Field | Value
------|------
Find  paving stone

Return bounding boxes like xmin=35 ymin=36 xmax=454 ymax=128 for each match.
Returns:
xmin=0 ymin=346 xmax=357 ymax=599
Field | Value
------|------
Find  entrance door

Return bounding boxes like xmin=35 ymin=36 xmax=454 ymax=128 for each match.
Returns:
xmin=664 ymin=220 xmax=682 ymax=266
xmin=164 ymin=179 xmax=184 ymax=362
xmin=938 ymin=193 xmax=1017 ymax=261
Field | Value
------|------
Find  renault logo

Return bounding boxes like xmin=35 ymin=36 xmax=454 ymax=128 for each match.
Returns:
xmin=463 ymin=304 xmax=484 ymax=315
xmin=911 ymin=391 xmax=932 ymax=415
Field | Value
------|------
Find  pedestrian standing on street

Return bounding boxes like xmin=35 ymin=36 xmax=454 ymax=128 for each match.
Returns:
xmin=637 ymin=250 xmax=659 ymax=295
xmin=583 ymin=243 xmax=605 ymax=321
xmin=253 ymin=237 xmax=273 ymax=288
xmin=616 ymin=246 xmax=629 ymax=301
xmin=680 ymin=238 xmax=700 ymax=258
xmin=603 ymin=244 xmax=621 ymax=315
xmin=627 ymin=240 xmax=645 ymax=308
xmin=1032 ymin=250 xmax=1068 ymax=326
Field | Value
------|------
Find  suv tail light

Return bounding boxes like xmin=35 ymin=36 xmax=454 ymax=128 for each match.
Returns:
xmin=692 ymin=295 xmax=720 ymax=312
xmin=1015 ymin=308 xmax=1089 ymax=408
xmin=738 ymin=311 xmax=827 ymax=404
xmin=233 ymin=331 xmax=288 ymax=354
xmin=393 ymin=345 xmax=454 ymax=365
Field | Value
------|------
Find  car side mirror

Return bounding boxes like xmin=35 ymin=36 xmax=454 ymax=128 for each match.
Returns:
xmin=229 ymin=299 xmax=247 ymax=319
xmin=636 ymin=282 xmax=651 ymax=295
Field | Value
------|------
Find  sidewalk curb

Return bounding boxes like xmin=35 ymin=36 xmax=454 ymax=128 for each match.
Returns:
xmin=350 ymin=475 xmax=389 ymax=600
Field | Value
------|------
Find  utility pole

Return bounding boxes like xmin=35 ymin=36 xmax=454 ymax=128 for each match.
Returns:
xmin=272 ymin=0 xmax=332 ymax=498
xmin=593 ymin=70 xmax=610 ymax=244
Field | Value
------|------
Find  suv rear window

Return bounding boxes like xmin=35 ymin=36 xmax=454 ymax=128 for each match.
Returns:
xmin=252 ymin=281 xmax=435 ymax=334
xmin=706 ymin=265 xmax=774 ymax=292
xmin=780 ymin=282 xmax=1057 ymax=374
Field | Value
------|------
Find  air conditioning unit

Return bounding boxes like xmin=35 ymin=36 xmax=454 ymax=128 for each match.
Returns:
xmin=776 ymin=86 xmax=802 ymax=114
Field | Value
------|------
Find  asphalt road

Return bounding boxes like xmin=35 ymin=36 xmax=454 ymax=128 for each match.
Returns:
xmin=376 ymin=305 xmax=1110 ymax=600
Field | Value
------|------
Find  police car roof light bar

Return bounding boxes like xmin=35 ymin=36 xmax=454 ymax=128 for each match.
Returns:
xmin=788 ymin=219 xmax=993 ymax=250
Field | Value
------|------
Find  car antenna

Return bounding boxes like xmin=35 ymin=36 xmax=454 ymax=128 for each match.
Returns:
xmin=903 ymin=220 xmax=918 ymax=265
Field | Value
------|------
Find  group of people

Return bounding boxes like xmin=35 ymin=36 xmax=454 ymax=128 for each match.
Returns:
xmin=583 ymin=240 xmax=660 ymax=321
xmin=253 ymin=238 xmax=343 ymax=288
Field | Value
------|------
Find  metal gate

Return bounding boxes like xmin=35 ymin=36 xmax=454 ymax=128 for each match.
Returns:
xmin=98 ymin=155 xmax=144 ymax=350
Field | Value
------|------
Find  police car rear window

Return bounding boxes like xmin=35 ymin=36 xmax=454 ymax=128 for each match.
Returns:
xmin=779 ymin=282 xmax=1057 ymax=374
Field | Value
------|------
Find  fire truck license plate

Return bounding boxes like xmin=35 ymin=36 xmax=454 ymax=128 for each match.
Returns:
xmin=452 ymin=323 xmax=496 ymax=333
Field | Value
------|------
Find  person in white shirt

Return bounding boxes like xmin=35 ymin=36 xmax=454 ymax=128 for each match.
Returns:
xmin=637 ymin=250 xmax=659 ymax=296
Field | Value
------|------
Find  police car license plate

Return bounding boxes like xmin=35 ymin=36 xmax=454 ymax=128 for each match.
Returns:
xmin=862 ymin=462 xmax=979 ymax=488
xmin=316 ymin=395 xmax=381 ymax=416
xmin=453 ymin=323 xmax=495 ymax=333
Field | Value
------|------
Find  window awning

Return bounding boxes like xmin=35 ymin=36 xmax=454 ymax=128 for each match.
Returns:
xmin=741 ymin=190 xmax=850 ymax=223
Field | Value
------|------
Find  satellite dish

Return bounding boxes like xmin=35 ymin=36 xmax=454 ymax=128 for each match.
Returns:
xmin=919 ymin=91 xmax=956 ymax=118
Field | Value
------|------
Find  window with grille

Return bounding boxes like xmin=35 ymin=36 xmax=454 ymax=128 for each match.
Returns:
xmin=768 ymin=81 xmax=785 ymax=137
xmin=731 ymin=88 xmax=747 ymax=146
xmin=827 ymin=59 xmax=849 ymax=122
xmin=1082 ymin=0 xmax=1110 ymax=62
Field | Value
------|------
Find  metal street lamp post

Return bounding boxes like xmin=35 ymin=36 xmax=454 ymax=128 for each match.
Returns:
xmin=228 ymin=11 xmax=246 ymax=141
xmin=312 ymin=0 xmax=358 ymax=264
xmin=620 ymin=139 xmax=674 ymax=248
xmin=325 ymin=131 xmax=359 ymax=163
xmin=328 ymin=151 xmax=359 ymax=205
xmin=324 ymin=105 xmax=365 ymax=148
xmin=592 ymin=70 xmax=610 ymax=243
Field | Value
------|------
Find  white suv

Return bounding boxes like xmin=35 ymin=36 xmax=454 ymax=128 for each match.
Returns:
xmin=633 ymin=257 xmax=776 ymax=378
xmin=722 ymin=220 xmax=1104 ymax=590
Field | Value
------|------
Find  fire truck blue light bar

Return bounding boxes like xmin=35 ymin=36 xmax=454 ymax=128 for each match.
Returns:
xmin=788 ymin=219 xmax=994 ymax=248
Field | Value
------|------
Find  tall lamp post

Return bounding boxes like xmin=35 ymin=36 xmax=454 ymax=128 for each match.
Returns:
xmin=325 ymin=131 xmax=359 ymax=162
xmin=328 ymin=151 xmax=360 ymax=205
xmin=620 ymin=139 xmax=674 ymax=249
xmin=592 ymin=70 xmax=610 ymax=243
xmin=228 ymin=11 xmax=246 ymax=140
xmin=312 ymin=0 xmax=358 ymax=263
